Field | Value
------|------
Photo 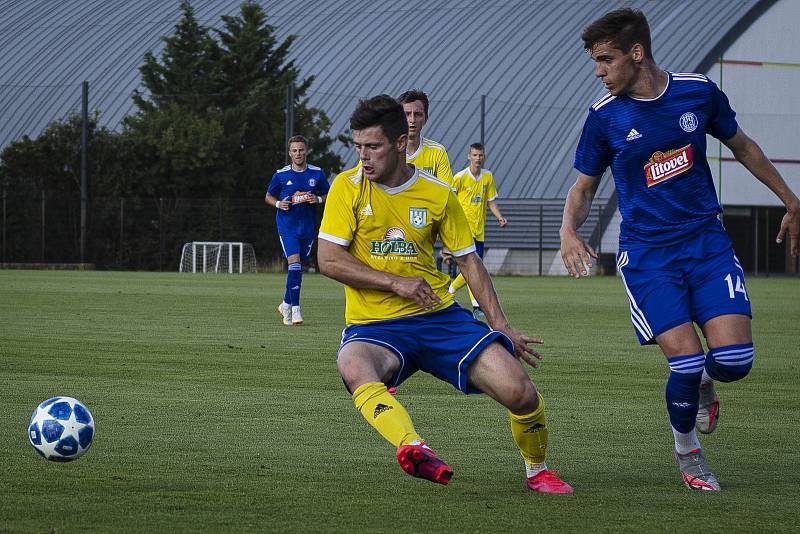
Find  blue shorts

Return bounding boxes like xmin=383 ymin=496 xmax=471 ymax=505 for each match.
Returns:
xmin=279 ymin=235 xmax=314 ymax=261
xmin=617 ymin=220 xmax=751 ymax=345
xmin=338 ymin=304 xmax=514 ymax=394
xmin=475 ymin=240 xmax=485 ymax=259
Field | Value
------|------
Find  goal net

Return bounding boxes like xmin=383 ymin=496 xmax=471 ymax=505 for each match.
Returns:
xmin=179 ymin=242 xmax=257 ymax=273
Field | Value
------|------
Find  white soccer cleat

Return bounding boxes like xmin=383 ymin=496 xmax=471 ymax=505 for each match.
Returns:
xmin=696 ymin=381 xmax=720 ymax=434
xmin=291 ymin=307 xmax=304 ymax=325
xmin=277 ymin=303 xmax=292 ymax=326
xmin=675 ymin=448 xmax=721 ymax=491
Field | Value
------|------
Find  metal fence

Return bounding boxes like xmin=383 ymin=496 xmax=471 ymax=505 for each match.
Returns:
xmin=0 ymin=192 xmax=280 ymax=271
xmin=2 ymin=191 xmax=797 ymax=275
xmin=1 ymin=193 xmax=592 ymax=272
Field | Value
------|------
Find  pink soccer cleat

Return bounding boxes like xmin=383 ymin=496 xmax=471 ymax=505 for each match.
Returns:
xmin=396 ymin=443 xmax=453 ymax=485
xmin=526 ymin=470 xmax=574 ymax=494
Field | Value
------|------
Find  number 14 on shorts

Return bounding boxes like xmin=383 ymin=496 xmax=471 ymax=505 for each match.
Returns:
xmin=724 ymin=273 xmax=748 ymax=301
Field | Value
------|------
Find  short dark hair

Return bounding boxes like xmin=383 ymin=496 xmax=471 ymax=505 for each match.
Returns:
xmin=349 ymin=95 xmax=408 ymax=142
xmin=287 ymin=134 xmax=308 ymax=147
xmin=469 ymin=142 xmax=485 ymax=152
xmin=581 ymin=8 xmax=653 ymax=60
xmin=397 ymin=89 xmax=430 ymax=119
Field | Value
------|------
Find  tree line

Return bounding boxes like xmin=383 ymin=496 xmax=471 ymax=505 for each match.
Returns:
xmin=0 ymin=1 xmax=344 ymax=269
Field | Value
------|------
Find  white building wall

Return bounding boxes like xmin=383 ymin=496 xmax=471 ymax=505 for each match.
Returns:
xmin=703 ymin=0 xmax=800 ymax=206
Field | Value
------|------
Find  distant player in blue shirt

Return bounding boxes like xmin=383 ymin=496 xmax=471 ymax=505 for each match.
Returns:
xmin=265 ymin=135 xmax=330 ymax=326
xmin=560 ymin=8 xmax=799 ymax=492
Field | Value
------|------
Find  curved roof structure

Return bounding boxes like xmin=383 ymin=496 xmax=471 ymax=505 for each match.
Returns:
xmin=0 ymin=0 xmax=775 ymax=200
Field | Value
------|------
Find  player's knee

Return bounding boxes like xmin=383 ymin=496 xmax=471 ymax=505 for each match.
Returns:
xmin=336 ymin=348 xmax=395 ymax=392
xmin=705 ymin=343 xmax=754 ymax=383
xmin=336 ymin=353 xmax=362 ymax=389
xmin=505 ymin=380 xmax=538 ymax=414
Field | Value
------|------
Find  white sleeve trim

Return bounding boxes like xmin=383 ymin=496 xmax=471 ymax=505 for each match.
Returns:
xmin=487 ymin=195 xmax=498 ymax=202
xmin=318 ymin=231 xmax=351 ymax=246
xmin=451 ymin=243 xmax=477 ymax=257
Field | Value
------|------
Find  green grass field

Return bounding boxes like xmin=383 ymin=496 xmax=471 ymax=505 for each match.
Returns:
xmin=1 ymin=270 xmax=799 ymax=533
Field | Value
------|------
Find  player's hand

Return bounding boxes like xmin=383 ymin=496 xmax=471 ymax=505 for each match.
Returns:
xmin=391 ymin=276 xmax=443 ymax=310
xmin=498 ymin=325 xmax=544 ymax=368
xmin=560 ymin=230 xmax=597 ymax=278
xmin=498 ymin=216 xmax=507 ymax=227
xmin=277 ymin=197 xmax=291 ymax=211
xmin=776 ymin=204 xmax=799 ymax=256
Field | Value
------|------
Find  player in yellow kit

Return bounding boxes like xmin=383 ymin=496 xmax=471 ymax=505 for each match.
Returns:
xmin=448 ymin=143 xmax=507 ymax=319
xmin=317 ymin=95 xmax=572 ymax=493
xmin=397 ymin=89 xmax=453 ymax=185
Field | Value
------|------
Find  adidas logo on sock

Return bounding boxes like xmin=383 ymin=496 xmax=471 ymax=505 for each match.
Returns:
xmin=625 ymin=128 xmax=642 ymax=141
xmin=373 ymin=403 xmax=393 ymax=418
xmin=523 ymin=423 xmax=546 ymax=434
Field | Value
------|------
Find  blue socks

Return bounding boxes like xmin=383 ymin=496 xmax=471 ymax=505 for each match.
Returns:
xmin=665 ymin=352 xmax=705 ymax=434
xmin=705 ymin=343 xmax=754 ymax=382
xmin=287 ymin=262 xmax=302 ymax=306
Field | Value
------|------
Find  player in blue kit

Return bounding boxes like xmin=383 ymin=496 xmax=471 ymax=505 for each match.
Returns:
xmin=560 ymin=8 xmax=799 ymax=491
xmin=265 ymin=135 xmax=330 ymax=326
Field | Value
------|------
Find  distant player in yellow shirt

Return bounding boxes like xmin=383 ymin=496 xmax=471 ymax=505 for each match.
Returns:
xmin=317 ymin=95 xmax=572 ymax=493
xmin=448 ymin=143 xmax=507 ymax=319
xmin=397 ymin=89 xmax=453 ymax=185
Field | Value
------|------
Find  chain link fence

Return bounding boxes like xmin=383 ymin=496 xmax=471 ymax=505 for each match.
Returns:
xmin=1 ymin=192 xmax=282 ymax=271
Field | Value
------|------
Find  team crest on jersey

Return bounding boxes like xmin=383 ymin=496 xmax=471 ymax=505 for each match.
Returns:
xmin=679 ymin=112 xmax=698 ymax=132
xmin=644 ymin=144 xmax=694 ymax=187
xmin=409 ymin=207 xmax=427 ymax=228
xmin=370 ymin=227 xmax=419 ymax=257
xmin=309 ymin=178 xmax=317 ymax=187
xmin=471 ymin=195 xmax=483 ymax=205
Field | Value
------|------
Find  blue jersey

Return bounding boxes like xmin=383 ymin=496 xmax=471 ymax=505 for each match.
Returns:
xmin=267 ymin=163 xmax=330 ymax=239
xmin=574 ymin=72 xmax=739 ymax=246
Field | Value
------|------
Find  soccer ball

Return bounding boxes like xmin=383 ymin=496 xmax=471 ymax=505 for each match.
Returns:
xmin=28 ymin=396 xmax=95 ymax=462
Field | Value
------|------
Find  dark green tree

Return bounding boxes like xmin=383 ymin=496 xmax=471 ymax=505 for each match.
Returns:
xmin=126 ymin=0 xmax=343 ymax=200
xmin=124 ymin=0 xmax=228 ymax=199
xmin=214 ymin=1 xmax=343 ymax=198
xmin=1 ymin=0 xmax=345 ymax=268
xmin=0 ymin=112 xmax=123 ymax=262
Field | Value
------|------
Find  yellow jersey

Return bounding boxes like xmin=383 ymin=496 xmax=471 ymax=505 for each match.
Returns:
xmin=451 ymin=167 xmax=498 ymax=241
xmin=406 ymin=137 xmax=453 ymax=185
xmin=319 ymin=165 xmax=475 ymax=324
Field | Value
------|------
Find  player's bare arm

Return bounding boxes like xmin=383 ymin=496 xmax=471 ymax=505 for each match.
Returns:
xmin=317 ymin=239 xmax=442 ymax=309
xmin=454 ymin=252 xmax=544 ymax=368
xmin=488 ymin=201 xmax=507 ymax=227
xmin=722 ymin=128 xmax=800 ymax=256
xmin=560 ymin=173 xmax=601 ymax=277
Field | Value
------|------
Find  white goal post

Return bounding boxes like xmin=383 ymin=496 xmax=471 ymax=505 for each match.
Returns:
xmin=179 ymin=241 xmax=257 ymax=273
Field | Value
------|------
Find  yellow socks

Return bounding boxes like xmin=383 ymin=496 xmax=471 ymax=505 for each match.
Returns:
xmin=509 ymin=392 xmax=549 ymax=466
xmin=449 ymin=272 xmax=467 ymax=292
xmin=449 ymin=273 xmax=479 ymax=307
xmin=352 ymin=382 xmax=421 ymax=447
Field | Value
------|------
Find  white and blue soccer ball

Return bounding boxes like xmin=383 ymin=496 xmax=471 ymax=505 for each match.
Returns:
xmin=28 ymin=396 xmax=95 ymax=462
